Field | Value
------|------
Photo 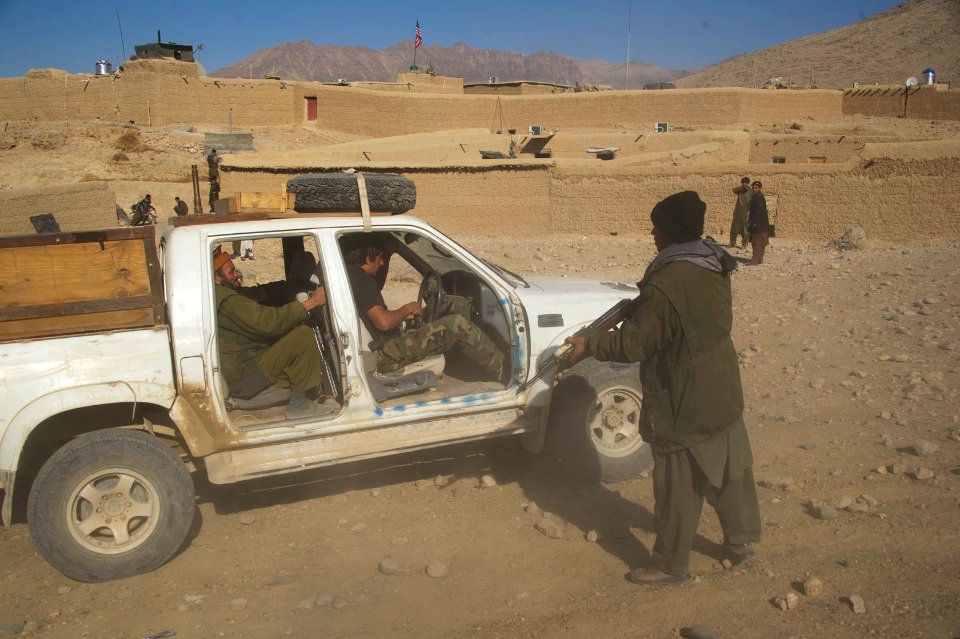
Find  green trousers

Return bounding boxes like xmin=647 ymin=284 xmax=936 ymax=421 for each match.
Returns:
xmin=729 ymin=210 xmax=748 ymax=247
xmin=376 ymin=314 xmax=502 ymax=376
xmin=256 ymin=325 xmax=323 ymax=393
xmin=649 ymin=443 xmax=762 ymax=576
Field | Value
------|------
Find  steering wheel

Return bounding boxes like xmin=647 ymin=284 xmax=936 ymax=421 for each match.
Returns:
xmin=417 ymin=271 xmax=446 ymax=325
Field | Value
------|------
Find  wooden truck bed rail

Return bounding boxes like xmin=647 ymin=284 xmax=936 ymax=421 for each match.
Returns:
xmin=0 ymin=227 xmax=165 ymax=342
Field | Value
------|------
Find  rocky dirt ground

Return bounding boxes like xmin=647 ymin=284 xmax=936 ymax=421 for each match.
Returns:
xmin=1 ymin=234 xmax=959 ymax=638
xmin=1 ymin=120 xmax=959 ymax=638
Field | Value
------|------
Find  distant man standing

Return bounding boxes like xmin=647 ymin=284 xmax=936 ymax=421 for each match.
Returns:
xmin=565 ymin=191 xmax=761 ymax=586
xmin=174 ymin=196 xmax=189 ymax=216
xmin=207 ymin=148 xmax=221 ymax=180
xmin=747 ymin=180 xmax=770 ymax=265
xmin=730 ymin=176 xmax=752 ymax=248
xmin=209 ymin=176 xmax=221 ymax=212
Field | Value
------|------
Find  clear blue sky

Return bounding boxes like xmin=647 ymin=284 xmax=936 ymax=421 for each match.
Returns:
xmin=0 ymin=0 xmax=903 ymax=78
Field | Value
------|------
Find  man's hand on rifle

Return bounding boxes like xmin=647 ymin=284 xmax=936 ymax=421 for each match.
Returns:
xmin=563 ymin=336 xmax=587 ymax=365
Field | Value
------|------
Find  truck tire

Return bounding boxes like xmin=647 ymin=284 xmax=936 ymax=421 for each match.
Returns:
xmin=551 ymin=358 xmax=652 ymax=483
xmin=27 ymin=429 xmax=195 ymax=582
xmin=287 ymin=173 xmax=416 ymax=213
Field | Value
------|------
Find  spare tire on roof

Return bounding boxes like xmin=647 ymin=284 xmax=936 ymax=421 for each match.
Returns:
xmin=287 ymin=173 xmax=416 ymax=214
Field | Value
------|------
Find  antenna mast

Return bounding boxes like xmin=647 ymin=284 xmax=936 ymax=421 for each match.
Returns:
xmin=624 ymin=0 xmax=632 ymax=90
xmin=115 ymin=7 xmax=126 ymax=62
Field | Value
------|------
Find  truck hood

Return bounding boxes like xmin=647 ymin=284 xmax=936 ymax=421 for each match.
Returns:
xmin=512 ymin=276 xmax=638 ymax=351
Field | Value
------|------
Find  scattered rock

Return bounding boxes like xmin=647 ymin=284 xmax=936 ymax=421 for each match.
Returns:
xmin=332 ymin=596 xmax=348 ymax=609
xmin=585 ymin=530 xmax=599 ymax=542
xmin=480 ymin=474 xmax=497 ymax=488
xmin=230 ymin=598 xmax=248 ymax=612
xmin=370 ymin=488 xmax=382 ymax=497
xmin=913 ymin=468 xmax=935 ymax=480
xmin=888 ymin=463 xmax=905 ymax=475
xmin=239 ymin=512 xmax=256 ymax=525
xmin=426 ymin=561 xmax=449 ymax=578
xmin=810 ymin=501 xmax=839 ymax=520
xmin=535 ymin=517 xmax=564 ymax=539
xmin=184 ymin=593 xmax=205 ymax=603
xmin=834 ymin=227 xmax=868 ymax=251
xmin=802 ymin=576 xmax=824 ymax=597
xmin=848 ymin=594 xmax=866 ymax=614
xmin=774 ymin=592 xmax=800 ymax=610
xmin=267 ymin=572 xmax=295 ymax=586
xmin=523 ymin=502 xmax=540 ymax=515
xmin=56 ymin=586 xmax=71 ymax=595
xmin=680 ymin=624 xmax=720 ymax=639
xmin=298 ymin=597 xmax=316 ymax=611
xmin=759 ymin=477 xmax=796 ymax=492
xmin=315 ymin=593 xmax=334 ymax=608
xmin=21 ymin=621 xmax=39 ymax=634
xmin=378 ymin=557 xmax=400 ymax=575
xmin=913 ymin=439 xmax=939 ymax=456
xmin=350 ymin=522 xmax=368 ymax=533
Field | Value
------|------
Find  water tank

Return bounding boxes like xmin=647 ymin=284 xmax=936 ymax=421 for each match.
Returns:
xmin=923 ymin=68 xmax=935 ymax=84
xmin=95 ymin=60 xmax=112 ymax=76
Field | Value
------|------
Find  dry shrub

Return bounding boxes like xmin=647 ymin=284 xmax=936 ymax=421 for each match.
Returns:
xmin=31 ymin=133 xmax=65 ymax=151
xmin=112 ymin=151 xmax=129 ymax=162
xmin=115 ymin=130 xmax=145 ymax=152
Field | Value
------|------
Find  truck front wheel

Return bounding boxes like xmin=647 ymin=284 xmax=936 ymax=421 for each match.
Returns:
xmin=552 ymin=359 xmax=652 ymax=483
xmin=27 ymin=429 xmax=195 ymax=582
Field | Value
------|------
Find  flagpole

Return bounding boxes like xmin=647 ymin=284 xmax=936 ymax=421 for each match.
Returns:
xmin=413 ymin=19 xmax=419 ymax=70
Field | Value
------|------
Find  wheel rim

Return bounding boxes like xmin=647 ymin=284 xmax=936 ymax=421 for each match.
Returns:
xmin=66 ymin=468 xmax=161 ymax=555
xmin=586 ymin=385 xmax=644 ymax=458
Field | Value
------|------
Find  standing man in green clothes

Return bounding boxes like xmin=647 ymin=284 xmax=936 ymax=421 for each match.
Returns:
xmin=730 ymin=176 xmax=752 ymax=248
xmin=565 ymin=191 xmax=761 ymax=586
xmin=213 ymin=248 xmax=331 ymax=420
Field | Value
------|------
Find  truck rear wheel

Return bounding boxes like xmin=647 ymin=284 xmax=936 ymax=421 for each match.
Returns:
xmin=551 ymin=359 xmax=652 ymax=483
xmin=27 ymin=429 xmax=195 ymax=582
xmin=287 ymin=173 xmax=416 ymax=213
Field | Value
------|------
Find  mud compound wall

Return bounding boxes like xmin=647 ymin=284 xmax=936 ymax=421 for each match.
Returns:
xmin=310 ymin=87 xmax=841 ymax=138
xmin=224 ymin=155 xmax=960 ymax=242
xmin=0 ymin=61 xmax=302 ymax=127
xmin=843 ymin=84 xmax=960 ymax=120
xmin=0 ymin=65 xmax=842 ymax=133
xmin=0 ymin=181 xmax=117 ymax=236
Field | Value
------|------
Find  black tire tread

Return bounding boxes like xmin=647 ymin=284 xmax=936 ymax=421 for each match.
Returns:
xmin=27 ymin=429 xmax=195 ymax=582
xmin=287 ymin=173 xmax=416 ymax=213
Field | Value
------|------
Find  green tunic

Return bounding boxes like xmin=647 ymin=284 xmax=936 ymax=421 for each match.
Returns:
xmin=215 ymin=285 xmax=320 ymax=392
xmin=585 ymin=260 xmax=760 ymax=575
xmin=730 ymin=185 xmax=752 ymax=245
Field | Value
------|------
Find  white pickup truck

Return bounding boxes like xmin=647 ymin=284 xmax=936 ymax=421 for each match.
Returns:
xmin=0 ymin=195 xmax=649 ymax=582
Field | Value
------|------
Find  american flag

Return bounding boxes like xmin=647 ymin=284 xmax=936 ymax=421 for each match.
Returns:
xmin=415 ymin=21 xmax=422 ymax=48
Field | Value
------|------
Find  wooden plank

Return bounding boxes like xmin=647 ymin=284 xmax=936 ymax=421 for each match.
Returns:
xmin=0 ymin=239 xmax=151 ymax=307
xmin=0 ymin=295 xmax=154 ymax=321
xmin=0 ymin=226 xmax=154 ymax=249
xmin=0 ymin=309 xmax=157 ymax=342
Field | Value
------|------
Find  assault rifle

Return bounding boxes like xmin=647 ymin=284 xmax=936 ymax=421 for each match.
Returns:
xmin=517 ymin=294 xmax=642 ymax=393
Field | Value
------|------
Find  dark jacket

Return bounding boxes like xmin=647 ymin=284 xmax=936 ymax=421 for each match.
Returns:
xmin=585 ymin=261 xmax=744 ymax=452
xmin=747 ymin=192 xmax=769 ymax=234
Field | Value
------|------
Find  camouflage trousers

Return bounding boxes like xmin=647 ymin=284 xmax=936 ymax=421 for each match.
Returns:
xmin=376 ymin=314 xmax=503 ymax=377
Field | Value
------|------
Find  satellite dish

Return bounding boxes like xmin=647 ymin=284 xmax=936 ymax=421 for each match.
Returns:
xmin=905 ymin=76 xmax=919 ymax=86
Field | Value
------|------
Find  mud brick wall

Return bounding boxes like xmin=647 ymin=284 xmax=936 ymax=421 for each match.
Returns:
xmin=223 ymin=153 xmax=960 ymax=242
xmin=843 ymin=84 xmax=960 ymax=120
xmin=0 ymin=181 xmax=117 ymax=236
xmin=747 ymin=136 xmax=883 ymax=164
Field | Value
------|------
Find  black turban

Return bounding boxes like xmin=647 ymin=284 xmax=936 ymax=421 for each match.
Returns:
xmin=650 ymin=191 xmax=706 ymax=243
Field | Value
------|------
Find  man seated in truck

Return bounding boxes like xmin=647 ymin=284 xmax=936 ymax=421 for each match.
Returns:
xmin=213 ymin=248 xmax=333 ymax=420
xmin=341 ymin=237 xmax=504 ymax=382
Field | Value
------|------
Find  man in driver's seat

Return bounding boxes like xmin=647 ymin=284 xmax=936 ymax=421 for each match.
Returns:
xmin=343 ymin=241 xmax=504 ymax=381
